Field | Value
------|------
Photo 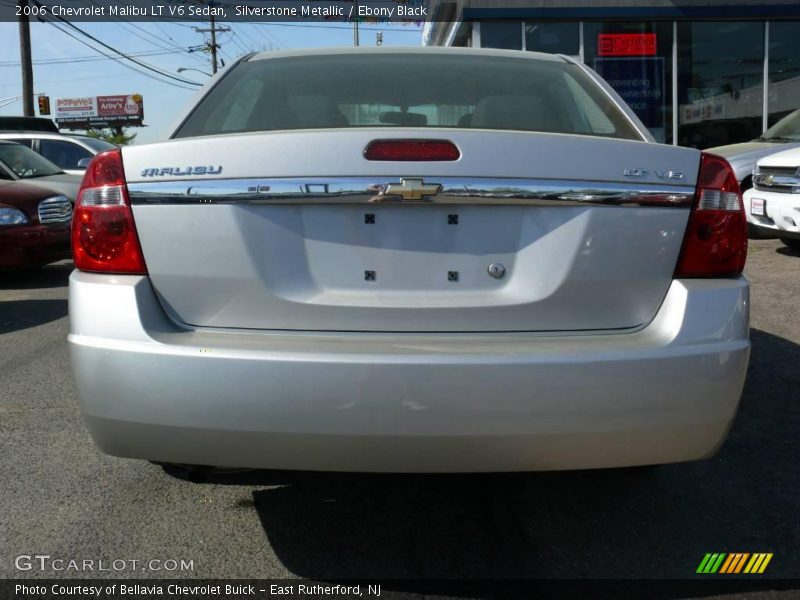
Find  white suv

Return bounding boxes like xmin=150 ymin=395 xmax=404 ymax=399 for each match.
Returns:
xmin=0 ymin=132 xmax=115 ymax=176
xmin=745 ymin=146 xmax=800 ymax=251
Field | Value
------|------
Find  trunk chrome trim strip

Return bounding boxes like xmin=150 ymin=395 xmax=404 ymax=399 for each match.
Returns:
xmin=127 ymin=177 xmax=695 ymax=208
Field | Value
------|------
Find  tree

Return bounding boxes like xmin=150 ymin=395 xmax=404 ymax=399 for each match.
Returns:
xmin=86 ymin=126 xmax=137 ymax=146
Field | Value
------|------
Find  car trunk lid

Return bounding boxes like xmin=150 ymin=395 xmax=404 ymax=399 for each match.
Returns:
xmin=123 ymin=129 xmax=699 ymax=333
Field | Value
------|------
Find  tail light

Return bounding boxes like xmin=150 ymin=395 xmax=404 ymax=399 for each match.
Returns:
xmin=675 ymin=153 xmax=747 ymax=277
xmin=364 ymin=139 xmax=460 ymax=161
xmin=72 ymin=149 xmax=147 ymax=274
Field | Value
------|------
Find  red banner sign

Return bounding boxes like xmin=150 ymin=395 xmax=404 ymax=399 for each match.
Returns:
xmin=97 ymin=94 xmax=143 ymax=118
xmin=598 ymin=33 xmax=657 ymax=57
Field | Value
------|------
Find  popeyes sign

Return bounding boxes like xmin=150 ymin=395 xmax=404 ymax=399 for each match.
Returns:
xmin=55 ymin=94 xmax=144 ymax=127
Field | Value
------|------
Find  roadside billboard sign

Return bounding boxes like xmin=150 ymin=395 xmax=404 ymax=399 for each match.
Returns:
xmin=55 ymin=94 xmax=144 ymax=128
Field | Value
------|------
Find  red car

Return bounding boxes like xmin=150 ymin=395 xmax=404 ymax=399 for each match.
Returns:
xmin=0 ymin=179 xmax=72 ymax=270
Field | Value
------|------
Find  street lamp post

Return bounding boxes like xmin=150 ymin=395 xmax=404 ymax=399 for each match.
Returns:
xmin=177 ymin=67 xmax=212 ymax=77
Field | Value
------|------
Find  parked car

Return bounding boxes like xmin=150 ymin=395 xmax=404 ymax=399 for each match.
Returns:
xmin=0 ymin=141 xmax=81 ymax=201
xmin=0 ymin=132 xmax=116 ymax=176
xmin=707 ymin=108 xmax=800 ymax=191
xmin=0 ymin=179 xmax=72 ymax=270
xmin=0 ymin=116 xmax=59 ymax=133
xmin=743 ymin=145 xmax=800 ymax=252
xmin=69 ymin=48 xmax=750 ymax=473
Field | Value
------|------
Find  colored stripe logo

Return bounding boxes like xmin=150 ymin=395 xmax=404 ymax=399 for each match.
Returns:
xmin=697 ymin=553 xmax=773 ymax=574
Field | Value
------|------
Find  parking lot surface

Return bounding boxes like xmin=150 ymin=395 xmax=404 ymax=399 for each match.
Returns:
xmin=1 ymin=240 xmax=798 ymax=591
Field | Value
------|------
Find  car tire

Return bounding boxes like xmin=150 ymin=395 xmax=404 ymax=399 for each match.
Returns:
xmin=780 ymin=238 xmax=800 ymax=253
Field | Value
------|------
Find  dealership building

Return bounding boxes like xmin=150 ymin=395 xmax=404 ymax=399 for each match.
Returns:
xmin=423 ymin=1 xmax=800 ymax=148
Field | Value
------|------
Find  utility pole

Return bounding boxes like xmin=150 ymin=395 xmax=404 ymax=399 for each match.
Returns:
xmin=193 ymin=14 xmax=229 ymax=75
xmin=209 ymin=15 xmax=220 ymax=74
xmin=18 ymin=0 xmax=34 ymax=116
xmin=353 ymin=0 xmax=359 ymax=47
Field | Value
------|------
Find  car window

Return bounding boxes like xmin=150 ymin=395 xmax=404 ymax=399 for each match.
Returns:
xmin=78 ymin=137 xmax=116 ymax=152
xmin=562 ymin=73 xmax=617 ymax=135
xmin=0 ymin=144 xmax=64 ymax=179
xmin=3 ymin=138 xmax=33 ymax=149
xmin=38 ymin=139 xmax=93 ymax=170
xmin=175 ymin=53 xmax=642 ymax=141
xmin=763 ymin=109 xmax=800 ymax=142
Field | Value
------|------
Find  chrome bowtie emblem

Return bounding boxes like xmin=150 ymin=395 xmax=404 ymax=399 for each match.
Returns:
xmin=384 ymin=178 xmax=441 ymax=201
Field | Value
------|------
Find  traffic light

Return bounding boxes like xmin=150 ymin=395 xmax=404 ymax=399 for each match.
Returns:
xmin=37 ymin=95 xmax=51 ymax=116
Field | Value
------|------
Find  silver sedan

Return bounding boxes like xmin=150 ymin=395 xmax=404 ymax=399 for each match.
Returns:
xmin=68 ymin=48 xmax=750 ymax=473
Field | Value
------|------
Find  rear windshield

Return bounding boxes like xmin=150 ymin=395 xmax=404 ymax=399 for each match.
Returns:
xmin=175 ymin=53 xmax=642 ymax=141
xmin=761 ymin=108 xmax=800 ymax=142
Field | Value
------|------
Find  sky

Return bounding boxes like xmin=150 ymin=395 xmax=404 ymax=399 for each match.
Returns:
xmin=0 ymin=19 xmax=423 ymax=143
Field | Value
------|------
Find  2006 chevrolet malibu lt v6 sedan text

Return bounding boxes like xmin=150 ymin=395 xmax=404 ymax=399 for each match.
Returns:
xmin=68 ymin=48 xmax=750 ymax=473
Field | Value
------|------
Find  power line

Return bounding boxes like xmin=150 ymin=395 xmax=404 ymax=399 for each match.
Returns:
xmin=80 ymin=0 xmax=210 ymax=67
xmin=45 ymin=20 xmax=201 ymax=90
xmin=28 ymin=0 xmax=203 ymax=86
xmin=250 ymin=22 xmax=283 ymax=50
xmin=1 ymin=71 xmax=139 ymax=85
xmin=48 ymin=18 xmax=203 ymax=86
xmin=0 ymin=49 xmax=179 ymax=67
xmin=232 ymin=23 xmax=259 ymax=48
xmin=224 ymin=30 xmax=248 ymax=55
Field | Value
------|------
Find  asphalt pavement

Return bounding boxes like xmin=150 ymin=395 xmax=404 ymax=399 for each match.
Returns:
xmin=1 ymin=240 xmax=798 ymax=596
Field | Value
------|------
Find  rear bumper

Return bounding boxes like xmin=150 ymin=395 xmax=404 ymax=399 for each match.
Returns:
xmin=68 ymin=271 xmax=750 ymax=472
xmin=0 ymin=223 xmax=71 ymax=269
xmin=744 ymin=188 xmax=800 ymax=239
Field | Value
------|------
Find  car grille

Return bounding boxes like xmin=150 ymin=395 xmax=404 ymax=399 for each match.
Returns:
xmin=38 ymin=196 xmax=73 ymax=224
xmin=753 ymin=166 xmax=800 ymax=194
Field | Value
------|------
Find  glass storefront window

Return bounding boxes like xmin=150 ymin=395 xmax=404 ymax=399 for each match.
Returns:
xmin=472 ymin=19 xmax=800 ymax=148
xmin=678 ymin=22 xmax=764 ymax=149
xmin=525 ymin=23 xmax=579 ymax=56
xmin=584 ymin=22 xmax=674 ymax=144
xmin=480 ymin=22 xmax=522 ymax=51
xmin=767 ymin=21 xmax=800 ymax=129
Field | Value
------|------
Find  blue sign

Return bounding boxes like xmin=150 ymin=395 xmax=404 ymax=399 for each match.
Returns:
xmin=594 ymin=57 xmax=665 ymax=139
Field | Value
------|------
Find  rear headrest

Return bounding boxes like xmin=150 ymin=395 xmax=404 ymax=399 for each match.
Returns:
xmin=470 ymin=95 xmax=547 ymax=131
xmin=289 ymin=95 xmax=348 ymax=128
